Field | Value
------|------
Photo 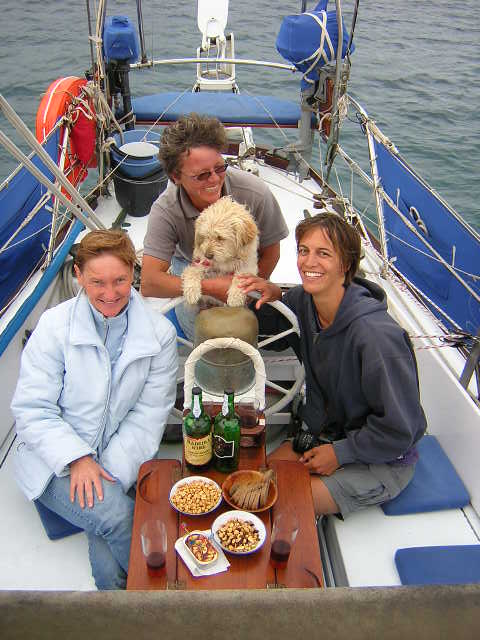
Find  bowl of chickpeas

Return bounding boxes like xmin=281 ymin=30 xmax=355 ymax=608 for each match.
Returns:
xmin=169 ymin=476 xmax=222 ymax=515
xmin=211 ymin=510 xmax=266 ymax=555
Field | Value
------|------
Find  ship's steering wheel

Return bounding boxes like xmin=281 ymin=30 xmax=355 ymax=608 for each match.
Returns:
xmin=156 ymin=296 xmax=305 ymax=420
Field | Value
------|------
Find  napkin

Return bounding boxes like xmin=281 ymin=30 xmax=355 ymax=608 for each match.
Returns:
xmin=175 ymin=530 xmax=230 ymax=577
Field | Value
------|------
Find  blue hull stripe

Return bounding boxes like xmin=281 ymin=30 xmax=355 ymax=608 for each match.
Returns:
xmin=0 ymin=219 xmax=84 ymax=358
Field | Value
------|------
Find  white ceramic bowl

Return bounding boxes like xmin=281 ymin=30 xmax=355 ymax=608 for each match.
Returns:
xmin=169 ymin=476 xmax=222 ymax=516
xmin=211 ymin=510 xmax=266 ymax=555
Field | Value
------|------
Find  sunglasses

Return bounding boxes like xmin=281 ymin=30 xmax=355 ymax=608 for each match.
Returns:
xmin=182 ymin=161 xmax=228 ymax=182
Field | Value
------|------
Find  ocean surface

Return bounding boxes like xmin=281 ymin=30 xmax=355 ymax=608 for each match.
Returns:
xmin=1 ymin=0 xmax=478 ymax=229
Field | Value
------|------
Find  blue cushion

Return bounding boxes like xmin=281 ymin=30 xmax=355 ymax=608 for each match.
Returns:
xmin=120 ymin=92 xmax=317 ymax=127
xmin=34 ymin=500 xmax=83 ymax=541
xmin=395 ymin=546 xmax=480 ymax=585
xmin=164 ymin=307 xmax=188 ymax=340
xmin=381 ymin=435 xmax=470 ymax=515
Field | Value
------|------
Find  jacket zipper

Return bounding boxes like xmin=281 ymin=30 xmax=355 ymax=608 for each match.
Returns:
xmin=91 ymin=319 xmax=111 ymax=453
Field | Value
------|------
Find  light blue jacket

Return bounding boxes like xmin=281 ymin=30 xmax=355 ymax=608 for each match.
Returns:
xmin=11 ymin=288 xmax=178 ymax=500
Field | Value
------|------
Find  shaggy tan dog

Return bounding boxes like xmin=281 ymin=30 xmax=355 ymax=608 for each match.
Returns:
xmin=181 ymin=196 xmax=258 ymax=307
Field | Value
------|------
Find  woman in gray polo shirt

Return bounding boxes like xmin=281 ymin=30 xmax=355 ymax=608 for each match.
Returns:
xmin=141 ymin=113 xmax=288 ymax=339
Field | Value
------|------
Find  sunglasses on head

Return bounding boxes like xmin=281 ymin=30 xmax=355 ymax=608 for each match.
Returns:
xmin=183 ymin=161 xmax=228 ymax=182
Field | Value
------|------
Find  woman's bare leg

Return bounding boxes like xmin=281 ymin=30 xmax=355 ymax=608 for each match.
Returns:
xmin=268 ymin=442 xmax=340 ymax=516
xmin=310 ymin=476 xmax=340 ymax=515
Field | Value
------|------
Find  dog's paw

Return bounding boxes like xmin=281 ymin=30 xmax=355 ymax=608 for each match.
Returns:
xmin=181 ymin=267 xmax=203 ymax=305
xmin=226 ymin=286 xmax=247 ymax=307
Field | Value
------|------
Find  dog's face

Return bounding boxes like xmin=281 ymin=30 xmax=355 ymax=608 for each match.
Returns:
xmin=193 ymin=196 xmax=258 ymax=269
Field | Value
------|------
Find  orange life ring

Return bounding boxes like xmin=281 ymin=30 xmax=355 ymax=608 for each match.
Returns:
xmin=36 ymin=76 xmax=97 ymax=190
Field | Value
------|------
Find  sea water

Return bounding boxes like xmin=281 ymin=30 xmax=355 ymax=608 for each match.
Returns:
xmin=0 ymin=0 xmax=478 ymax=228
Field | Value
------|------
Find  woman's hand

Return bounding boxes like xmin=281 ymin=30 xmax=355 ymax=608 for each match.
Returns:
xmin=69 ymin=455 xmax=115 ymax=508
xmin=201 ymin=274 xmax=234 ymax=303
xmin=300 ymin=444 xmax=340 ymax=476
xmin=236 ymin=274 xmax=282 ymax=309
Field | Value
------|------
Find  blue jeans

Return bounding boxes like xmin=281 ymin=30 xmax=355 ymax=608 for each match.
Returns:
xmin=38 ymin=474 xmax=135 ymax=590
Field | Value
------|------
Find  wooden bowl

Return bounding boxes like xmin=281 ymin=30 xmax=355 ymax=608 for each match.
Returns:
xmin=222 ymin=469 xmax=277 ymax=513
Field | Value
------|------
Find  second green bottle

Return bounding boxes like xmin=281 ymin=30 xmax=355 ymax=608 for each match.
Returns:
xmin=213 ymin=389 xmax=241 ymax=473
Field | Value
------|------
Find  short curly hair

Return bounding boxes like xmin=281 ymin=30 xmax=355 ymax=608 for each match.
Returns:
xmin=158 ymin=113 xmax=227 ymax=177
xmin=295 ymin=213 xmax=361 ymax=286
xmin=75 ymin=229 xmax=136 ymax=272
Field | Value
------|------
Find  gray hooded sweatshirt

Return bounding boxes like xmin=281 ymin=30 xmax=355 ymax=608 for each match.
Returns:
xmin=281 ymin=277 xmax=426 ymax=466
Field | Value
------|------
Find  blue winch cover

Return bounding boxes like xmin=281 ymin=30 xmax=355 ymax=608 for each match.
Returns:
xmin=103 ymin=15 xmax=139 ymax=64
xmin=276 ymin=0 xmax=355 ymax=89
xmin=122 ymin=91 xmax=314 ymax=127
xmin=0 ymin=132 xmax=59 ymax=313
xmin=374 ymin=138 xmax=480 ymax=335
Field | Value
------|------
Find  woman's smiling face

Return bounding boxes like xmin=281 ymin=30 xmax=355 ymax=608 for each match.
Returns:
xmin=74 ymin=254 xmax=133 ymax=317
xmin=297 ymin=227 xmax=347 ymax=298
xmin=173 ymin=146 xmax=226 ymax=211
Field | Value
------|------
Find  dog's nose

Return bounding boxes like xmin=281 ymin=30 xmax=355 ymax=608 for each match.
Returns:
xmin=205 ymin=251 xmax=214 ymax=259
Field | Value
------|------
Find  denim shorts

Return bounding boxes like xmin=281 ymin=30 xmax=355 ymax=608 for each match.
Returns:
xmin=322 ymin=461 xmax=416 ymax=518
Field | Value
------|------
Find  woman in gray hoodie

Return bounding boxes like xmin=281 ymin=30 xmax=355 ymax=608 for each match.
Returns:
xmin=238 ymin=213 xmax=426 ymax=518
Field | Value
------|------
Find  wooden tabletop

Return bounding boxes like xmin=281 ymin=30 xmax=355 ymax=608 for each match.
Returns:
xmin=127 ymin=447 xmax=323 ymax=590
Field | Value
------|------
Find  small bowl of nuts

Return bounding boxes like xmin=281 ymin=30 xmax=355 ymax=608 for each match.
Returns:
xmin=169 ymin=476 xmax=222 ymax=516
xmin=211 ymin=510 xmax=266 ymax=555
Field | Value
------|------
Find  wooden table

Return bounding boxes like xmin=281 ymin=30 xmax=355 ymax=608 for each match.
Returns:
xmin=127 ymin=440 xmax=323 ymax=590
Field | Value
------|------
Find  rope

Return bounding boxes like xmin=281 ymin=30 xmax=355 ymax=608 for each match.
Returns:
xmin=140 ymin=88 xmax=191 ymax=139
xmin=409 ymin=332 xmax=479 ymax=345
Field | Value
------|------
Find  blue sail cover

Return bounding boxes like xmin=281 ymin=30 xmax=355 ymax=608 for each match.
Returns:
xmin=374 ymin=138 xmax=480 ymax=335
xmin=0 ymin=132 xmax=59 ymax=313
xmin=276 ymin=0 xmax=354 ymax=89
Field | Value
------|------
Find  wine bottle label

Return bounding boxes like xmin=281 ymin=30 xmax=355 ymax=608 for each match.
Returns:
xmin=192 ymin=394 xmax=201 ymax=419
xmin=213 ymin=434 xmax=235 ymax=459
xmin=184 ymin=433 xmax=212 ymax=465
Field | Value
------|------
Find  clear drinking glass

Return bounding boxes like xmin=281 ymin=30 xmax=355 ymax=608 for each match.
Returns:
xmin=238 ymin=397 xmax=260 ymax=428
xmin=141 ymin=519 xmax=167 ymax=576
xmin=270 ymin=512 xmax=299 ymax=569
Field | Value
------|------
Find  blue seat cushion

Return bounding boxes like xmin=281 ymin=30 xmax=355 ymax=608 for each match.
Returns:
xmin=119 ymin=92 xmax=317 ymax=127
xmin=164 ymin=307 xmax=188 ymax=340
xmin=395 ymin=545 xmax=480 ymax=585
xmin=34 ymin=500 xmax=83 ymax=541
xmin=381 ymin=435 xmax=470 ymax=515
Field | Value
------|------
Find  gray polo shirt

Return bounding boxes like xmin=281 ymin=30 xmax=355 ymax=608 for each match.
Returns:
xmin=143 ymin=167 xmax=289 ymax=263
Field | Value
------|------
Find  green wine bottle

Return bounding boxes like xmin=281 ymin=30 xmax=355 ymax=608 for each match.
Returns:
xmin=213 ymin=389 xmax=241 ymax=473
xmin=183 ymin=387 xmax=212 ymax=471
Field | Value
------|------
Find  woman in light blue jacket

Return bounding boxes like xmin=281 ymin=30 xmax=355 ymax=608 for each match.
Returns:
xmin=11 ymin=230 xmax=178 ymax=589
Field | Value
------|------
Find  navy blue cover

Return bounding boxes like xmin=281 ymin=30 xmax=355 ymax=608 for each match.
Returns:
xmin=103 ymin=15 xmax=139 ymax=63
xmin=0 ymin=132 xmax=59 ymax=314
xmin=374 ymin=137 xmax=480 ymax=335
xmin=381 ymin=435 xmax=470 ymax=515
xmin=34 ymin=500 xmax=83 ymax=541
xmin=122 ymin=92 xmax=311 ymax=127
xmin=395 ymin=546 xmax=480 ymax=585
xmin=276 ymin=1 xmax=354 ymax=88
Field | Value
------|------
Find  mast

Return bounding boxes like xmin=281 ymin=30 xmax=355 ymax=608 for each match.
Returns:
xmin=325 ymin=0 xmax=359 ymax=182
xmin=136 ymin=0 xmax=148 ymax=64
